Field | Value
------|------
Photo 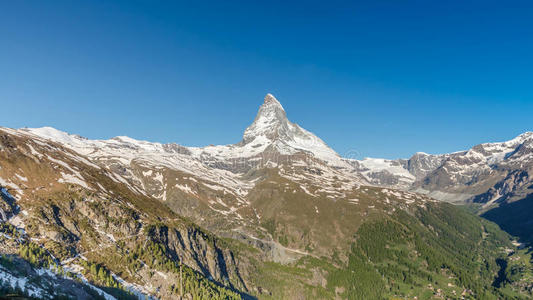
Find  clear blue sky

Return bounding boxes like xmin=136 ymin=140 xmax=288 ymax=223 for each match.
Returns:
xmin=1 ymin=1 xmax=532 ymax=159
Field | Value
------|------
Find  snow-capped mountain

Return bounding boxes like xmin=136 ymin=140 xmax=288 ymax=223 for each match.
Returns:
xmin=18 ymin=94 xmax=364 ymax=203
xmin=0 ymin=93 xmax=438 ymax=275
xmin=356 ymin=132 xmax=533 ymax=206
xmin=13 ymin=93 xmax=533 ymax=209
xmin=8 ymin=94 xmax=368 ymax=256
xmin=239 ymin=94 xmax=343 ymax=164
xmin=8 ymin=92 xmax=533 ymax=211
xmin=1 ymin=93 xmax=531 ymax=299
xmin=22 ymin=94 xmax=350 ymax=171
xmin=345 ymin=158 xmax=416 ymax=189
xmin=413 ymin=132 xmax=533 ymax=204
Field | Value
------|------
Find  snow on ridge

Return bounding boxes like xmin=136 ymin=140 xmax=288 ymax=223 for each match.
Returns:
xmin=15 ymin=173 xmax=28 ymax=182
xmin=359 ymin=158 xmax=415 ymax=180
xmin=175 ymin=183 xmax=196 ymax=195
xmin=15 ymin=93 xmax=345 ymax=170
xmin=23 ymin=126 xmax=79 ymax=145
xmin=0 ymin=177 xmax=23 ymax=199
xmin=0 ymin=266 xmax=44 ymax=298
xmin=10 ymin=99 xmax=532 ymax=196
xmin=58 ymin=172 xmax=92 ymax=190
xmin=16 ymin=94 xmax=351 ymax=173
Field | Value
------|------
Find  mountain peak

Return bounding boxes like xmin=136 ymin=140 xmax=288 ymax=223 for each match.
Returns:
xmin=517 ymin=131 xmax=533 ymax=141
xmin=264 ymin=93 xmax=282 ymax=106
xmin=242 ymin=94 xmax=289 ymax=144
xmin=259 ymin=93 xmax=286 ymax=118
xmin=238 ymin=94 xmax=342 ymax=164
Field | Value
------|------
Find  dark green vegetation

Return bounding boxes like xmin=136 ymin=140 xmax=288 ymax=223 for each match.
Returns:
xmin=242 ymin=203 xmax=532 ymax=299
xmin=326 ymin=203 xmax=522 ymax=299
xmin=498 ymin=247 xmax=533 ymax=296
xmin=19 ymin=242 xmax=57 ymax=270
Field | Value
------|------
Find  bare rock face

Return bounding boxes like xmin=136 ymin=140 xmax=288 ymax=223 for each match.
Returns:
xmin=472 ymin=170 xmax=530 ymax=204
xmin=148 ymin=225 xmax=251 ymax=291
xmin=355 ymin=132 xmax=533 ymax=206
xmin=0 ymin=187 xmax=18 ymax=221
xmin=405 ymin=152 xmax=449 ymax=180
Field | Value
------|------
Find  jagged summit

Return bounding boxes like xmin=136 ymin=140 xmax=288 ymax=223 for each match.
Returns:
xmin=242 ymin=93 xmax=289 ymax=144
xmin=19 ymin=94 xmax=343 ymax=166
xmin=506 ymin=131 xmax=533 ymax=145
xmin=264 ymin=93 xmax=282 ymax=105
xmin=239 ymin=94 xmax=342 ymax=163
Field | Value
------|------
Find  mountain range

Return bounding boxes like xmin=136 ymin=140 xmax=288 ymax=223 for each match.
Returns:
xmin=0 ymin=94 xmax=531 ymax=299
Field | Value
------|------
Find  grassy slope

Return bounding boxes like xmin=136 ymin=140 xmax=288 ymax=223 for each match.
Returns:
xmin=244 ymin=202 xmax=531 ymax=299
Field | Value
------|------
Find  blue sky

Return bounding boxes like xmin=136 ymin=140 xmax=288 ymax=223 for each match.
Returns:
xmin=1 ymin=1 xmax=532 ymax=159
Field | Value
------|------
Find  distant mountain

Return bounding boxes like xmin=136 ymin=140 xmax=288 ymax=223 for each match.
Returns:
xmin=351 ymin=136 xmax=531 ymax=217
xmin=348 ymin=131 xmax=533 ymax=244
xmin=0 ymin=94 xmax=531 ymax=299
xmin=350 ymin=132 xmax=533 ymax=205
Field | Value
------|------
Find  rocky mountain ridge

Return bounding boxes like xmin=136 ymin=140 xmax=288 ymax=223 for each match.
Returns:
xmin=8 ymin=94 xmax=533 ymax=243
xmin=355 ymin=132 xmax=533 ymax=207
xmin=18 ymin=94 xmax=532 ymax=211
xmin=0 ymin=93 xmax=531 ymax=299
xmin=12 ymin=94 xmax=370 ymax=255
